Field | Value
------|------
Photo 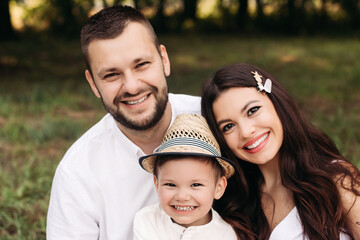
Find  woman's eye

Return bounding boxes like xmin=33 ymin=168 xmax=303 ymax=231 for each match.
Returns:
xmin=248 ymin=106 xmax=260 ymax=116
xmin=191 ymin=183 xmax=202 ymax=187
xmin=221 ymin=123 xmax=235 ymax=133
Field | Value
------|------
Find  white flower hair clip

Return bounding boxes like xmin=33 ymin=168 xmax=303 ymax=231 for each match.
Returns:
xmin=251 ymin=71 xmax=272 ymax=94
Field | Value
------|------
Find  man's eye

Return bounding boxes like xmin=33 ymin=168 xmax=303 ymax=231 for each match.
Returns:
xmin=221 ymin=123 xmax=235 ymax=133
xmin=248 ymin=106 xmax=260 ymax=116
xmin=104 ymin=73 xmax=118 ymax=79
xmin=136 ymin=61 xmax=150 ymax=69
xmin=191 ymin=183 xmax=202 ymax=187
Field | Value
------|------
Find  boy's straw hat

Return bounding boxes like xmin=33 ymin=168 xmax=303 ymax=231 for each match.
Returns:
xmin=139 ymin=113 xmax=236 ymax=179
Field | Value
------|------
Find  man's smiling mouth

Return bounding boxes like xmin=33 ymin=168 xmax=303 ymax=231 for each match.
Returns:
xmin=124 ymin=94 xmax=149 ymax=105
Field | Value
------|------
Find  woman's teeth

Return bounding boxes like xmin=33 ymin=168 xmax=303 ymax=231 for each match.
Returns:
xmin=174 ymin=206 xmax=195 ymax=211
xmin=246 ymin=133 xmax=269 ymax=150
xmin=126 ymin=95 xmax=148 ymax=105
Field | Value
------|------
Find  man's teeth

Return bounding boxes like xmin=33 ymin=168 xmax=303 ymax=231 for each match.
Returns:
xmin=174 ymin=206 xmax=195 ymax=211
xmin=125 ymin=95 xmax=148 ymax=105
xmin=246 ymin=133 xmax=269 ymax=150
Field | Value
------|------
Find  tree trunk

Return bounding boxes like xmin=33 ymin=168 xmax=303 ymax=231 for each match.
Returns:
xmin=286 ymin=0 xmax=296 ymax=33
xmin=53 ymin=0 xmax=78 ymax=36
xmin=341 ymin=0 xmax=360 ymax=28
xmin=255 ymin=0 xmax=264 ymax=22
xmin=0 ymin=0 xmax=15 ymax=40
xmin=154 ymin=0 xmax=167 ymax=32
xmin=237 ymin=0 xmax=248 ymax=29
xmin=183 ymin=0 xmax=197 ymax=21
xmin=177 ymin=0 xmax=198 ymax=30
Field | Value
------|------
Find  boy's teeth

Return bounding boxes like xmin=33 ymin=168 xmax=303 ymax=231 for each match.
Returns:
xmin=126 ymin=95 xmax=147 ymax=105
xmin=246 ymin=133 xmax=269 ymax=150
xmin=174 ymin=206 xmax=194 ymax=211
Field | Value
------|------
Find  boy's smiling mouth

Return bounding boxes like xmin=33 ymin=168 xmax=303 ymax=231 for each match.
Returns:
xmin=172 ymin=205 xmax=196 ymax=211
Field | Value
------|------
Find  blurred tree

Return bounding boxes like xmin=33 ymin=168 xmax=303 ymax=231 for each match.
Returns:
xmin=0 ymin=0 xmax=16 ymax=40
xmin=255 ymin=0 xmax=264 ymax=23
xmin=102 ymin=0 xmax=124 ymax=7
xmin=51 ymin=0 xmax=77 ymax=34
xmin=177 ymin=0 xmax=198 ymax=30
xmin=236 ymin=0 xmax=249 ymax=29
xmin=153 ymin=0 xmax=167 ymax=32
xmin=339 ymin=0 xmax=360 ymax=28
xmin=45 ymin=0 xmax=94 ymax=36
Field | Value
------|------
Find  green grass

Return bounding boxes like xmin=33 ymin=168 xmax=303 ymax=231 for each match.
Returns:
xmin=0 ymin=34 xmax=359 ymax=239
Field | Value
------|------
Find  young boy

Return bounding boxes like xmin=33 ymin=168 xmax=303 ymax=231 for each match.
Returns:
xmin=133 ymin=114 xmax=238 ymax=240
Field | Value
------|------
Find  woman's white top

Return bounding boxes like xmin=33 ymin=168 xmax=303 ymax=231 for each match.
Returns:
xmin=269 ymin=207 xmax=350 ymax=240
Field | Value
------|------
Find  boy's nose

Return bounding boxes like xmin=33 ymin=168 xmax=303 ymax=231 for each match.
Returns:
xmin=175 ymin=188 xmax=191 ymax=201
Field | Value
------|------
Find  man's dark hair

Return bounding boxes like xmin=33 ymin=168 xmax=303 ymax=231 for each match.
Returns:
xmin=80 ymin=5 xmax=160 ymax=75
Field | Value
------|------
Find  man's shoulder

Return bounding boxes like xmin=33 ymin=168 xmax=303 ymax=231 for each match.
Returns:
xmin=169 ymin=93 xmax=201 ymax=114
xmin=169 ymin=93 xmax=200 ymax=102
xmin=135 ymin=203 xmax=161 ymax=218
xmin=59 ymin=114 xmax=117 ymax=163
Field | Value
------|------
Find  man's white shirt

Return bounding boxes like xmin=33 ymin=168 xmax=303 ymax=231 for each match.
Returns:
xmin=46 ymin=93 xmax=201 ymax=240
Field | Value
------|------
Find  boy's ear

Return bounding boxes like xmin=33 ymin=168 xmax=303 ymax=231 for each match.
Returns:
xmin=153 ymin=175 xmax=159 ymax=192
xmin=214 ymin=176 xmax=227 ymax=200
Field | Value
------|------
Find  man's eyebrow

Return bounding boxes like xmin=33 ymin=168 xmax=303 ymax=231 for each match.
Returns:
xmin=98 ymin=67 xmax=117 ymax=78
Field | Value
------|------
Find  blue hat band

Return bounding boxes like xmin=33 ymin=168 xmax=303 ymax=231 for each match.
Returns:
xmin=158 ymin=137 xmax=220 ymax=157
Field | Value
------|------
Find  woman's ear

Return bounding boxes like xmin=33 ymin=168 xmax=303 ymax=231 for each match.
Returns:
xmin=214 ymin=176 xmax=227 ymax=200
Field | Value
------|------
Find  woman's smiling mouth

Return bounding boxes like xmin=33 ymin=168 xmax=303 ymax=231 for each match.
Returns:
xmin=245 ymin=132 xmax=269 ymax=150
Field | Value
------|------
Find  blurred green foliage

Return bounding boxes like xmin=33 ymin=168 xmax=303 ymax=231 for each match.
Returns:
xmin=3 ymin=0 xmax=360 ymax=40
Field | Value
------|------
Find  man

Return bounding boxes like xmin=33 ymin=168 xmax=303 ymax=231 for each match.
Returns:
xmin=46 ymin=5 xmax=200 ymax=239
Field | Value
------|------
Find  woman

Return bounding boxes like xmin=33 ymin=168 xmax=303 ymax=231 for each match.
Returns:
xmin=201 ymin=63 xmax=360 ymax=239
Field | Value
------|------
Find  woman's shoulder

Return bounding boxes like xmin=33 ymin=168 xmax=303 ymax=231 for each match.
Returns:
xmin=333 ymin=160 xmax=360 ymax=239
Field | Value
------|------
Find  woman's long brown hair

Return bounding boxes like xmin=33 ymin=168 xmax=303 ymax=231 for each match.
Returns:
xmin=201 ymin=63 xmax=360 ymax=239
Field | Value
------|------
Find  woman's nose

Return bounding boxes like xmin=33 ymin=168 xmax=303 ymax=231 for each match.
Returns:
xmin=238 ymin=120 xmax=255 ymax=139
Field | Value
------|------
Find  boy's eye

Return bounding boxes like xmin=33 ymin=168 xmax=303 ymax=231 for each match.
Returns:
xmin=221 ymin=123 xmax=235 ymax=133
xmin=191 ymin=183 xmax=203 ymax=187
xmin=248 ymin=106 xmax=260 ymax=116
xmin=164 ymin=183 xmax=175 ymax=187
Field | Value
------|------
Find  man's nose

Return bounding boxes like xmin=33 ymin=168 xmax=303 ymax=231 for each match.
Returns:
xmin=122 ymin=72 xmax=141 ymax=95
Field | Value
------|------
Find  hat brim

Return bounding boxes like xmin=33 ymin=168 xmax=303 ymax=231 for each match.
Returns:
xmin=139 ymin=151 xmax=236 ymax=179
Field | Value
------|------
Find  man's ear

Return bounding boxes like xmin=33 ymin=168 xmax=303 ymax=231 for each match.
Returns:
xmin=159 ymin=44 xmax=170 ymax=77
xmin=214 ymin=176 xmax=227 ymax=200
xmin=85 ymin=69 xmax=101 ymax=98
xmin=153 ymin=175 xmax=159 ymax=192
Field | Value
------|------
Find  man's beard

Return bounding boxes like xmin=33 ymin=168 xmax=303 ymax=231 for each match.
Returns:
xmin=101 ymin=85 xmax=168 ymax=131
